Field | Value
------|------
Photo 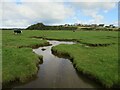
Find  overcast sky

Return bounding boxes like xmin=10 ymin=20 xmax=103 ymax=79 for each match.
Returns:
xmin=0 ymin=0 xmax=119 ymax=28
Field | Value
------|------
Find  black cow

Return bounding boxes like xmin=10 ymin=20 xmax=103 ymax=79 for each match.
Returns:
xmin=14 ymin=30 xmax=22 ymax=34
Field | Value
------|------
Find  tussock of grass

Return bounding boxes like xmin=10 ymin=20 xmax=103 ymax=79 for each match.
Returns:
xmin=52 ymin=44 xmax=118 ymax=88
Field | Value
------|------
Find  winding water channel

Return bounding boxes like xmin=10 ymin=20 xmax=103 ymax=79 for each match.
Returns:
xmin=14 ymin=40 xmax=101 ymax=88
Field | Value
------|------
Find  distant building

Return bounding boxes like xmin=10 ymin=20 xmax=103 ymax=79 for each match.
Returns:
xmin=91 ymin=24 xmax=98 ymax=27
xmin=74 ymin=23 xmax=79 ymax=26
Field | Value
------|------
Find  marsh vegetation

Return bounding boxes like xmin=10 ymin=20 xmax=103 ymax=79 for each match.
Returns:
xmin=2 ymin=30 xmax=119 ymax=88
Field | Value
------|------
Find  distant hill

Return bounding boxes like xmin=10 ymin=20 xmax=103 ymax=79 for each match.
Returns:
xmin=26 ymin=23 xmax=77 ymax=30
xmin=27 ymin=23 xmax=45 ymax=30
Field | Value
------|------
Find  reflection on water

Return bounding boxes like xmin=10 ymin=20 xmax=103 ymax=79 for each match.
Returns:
xmin=14 ymin=40 xmax=101 ymax=88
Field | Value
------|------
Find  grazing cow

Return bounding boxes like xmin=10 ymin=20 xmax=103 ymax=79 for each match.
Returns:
xmin=14 ymin=30 xmax=22 ymax=34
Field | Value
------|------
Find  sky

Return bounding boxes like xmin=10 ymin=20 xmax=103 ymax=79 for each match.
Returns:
xmin=0 ymin=0 xmax=119 ymax=28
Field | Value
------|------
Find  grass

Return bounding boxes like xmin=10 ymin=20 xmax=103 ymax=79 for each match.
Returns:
xmin=2 ymin=30 xmax=119 ymax=88
xmin=2 ymin=30 xmax=49 ymax=84
xmin=52 ymin=44 xmax=118 ymax=88
xmin=2 ymin=31 xmax=49 ymax=48
xmin=3 ymin=47 xmax=40 ymax=83
xmin=20 ymin=30 xmax=118 ymax=44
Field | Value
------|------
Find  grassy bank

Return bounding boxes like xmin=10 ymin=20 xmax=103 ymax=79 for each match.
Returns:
xmin=3 ymin=47 xmax=41 ymax=83
xmin=2 ymin=30 xmax=50 ymax=84
xmin=52 ymin=44 xmax=118 ymax=88
xmin=2 ymin=30 xmax=119 ymax=88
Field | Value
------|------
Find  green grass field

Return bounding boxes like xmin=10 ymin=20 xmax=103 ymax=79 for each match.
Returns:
xmin=2 ymin=30 xmax=49 ymax=84
xmin=2 ymin=30 xmax=119 ymax=88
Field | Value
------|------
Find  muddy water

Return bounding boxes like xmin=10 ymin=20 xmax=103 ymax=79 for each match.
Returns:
xmin=14 ymin=40 xmax=101 ymax=88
